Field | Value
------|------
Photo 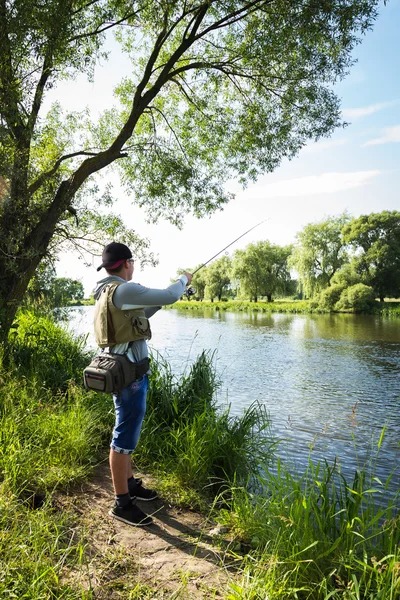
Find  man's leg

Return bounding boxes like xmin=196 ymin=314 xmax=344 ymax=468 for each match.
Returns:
xmin=108 ymin=376 xmax=153 ymax=526
xmin=109 ymin=449 xmax=131 ymax=495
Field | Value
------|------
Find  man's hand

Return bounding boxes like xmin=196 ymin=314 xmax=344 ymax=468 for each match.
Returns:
xmin=183 ymin=271 xmax=193 ymax=285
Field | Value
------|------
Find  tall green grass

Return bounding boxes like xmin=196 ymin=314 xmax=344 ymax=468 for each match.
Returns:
xmin=0 ymin=310 xmax=113 ymax=599
xmin=219 ymin=455 xmax=400 ymax=599
xmin=173 ymin=299 xmax=316 ymax=314
xmin=2 ymin=308 xmax=398 ymax=598
xmin=137 ymin=351 xmax=276 ymax=505
xmin=0 ymin=493 xmax=91 ymax=599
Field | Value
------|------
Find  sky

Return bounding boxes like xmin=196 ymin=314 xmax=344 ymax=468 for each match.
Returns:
xmin=52 ymin=1 xmax=400 ymax=296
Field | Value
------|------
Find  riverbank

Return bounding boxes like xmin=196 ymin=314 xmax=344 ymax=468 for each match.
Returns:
xmin=71 ymin=297 xmax=400 ymax=318
xmin=1 ymin=309 xmax=399 ymax=599
xmin=171 ymin=298 xmax=400 ymax=316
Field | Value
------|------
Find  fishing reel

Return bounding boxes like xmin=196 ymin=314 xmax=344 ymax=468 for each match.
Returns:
xmin=184 ymin=286 xmax=196 ymax=298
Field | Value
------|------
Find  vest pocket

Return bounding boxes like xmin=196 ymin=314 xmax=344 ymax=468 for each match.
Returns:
xmin=132 ymin=316 xmax=151 ymax=339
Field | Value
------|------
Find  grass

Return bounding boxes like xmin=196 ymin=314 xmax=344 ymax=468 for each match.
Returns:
xmin=1 ymin=307 xmax=399 ymax=598
xmin=172 ymin=298 xmax=400 ymax=317
xmin=137 ymin=350 xmax=276 ymax=507
xmin=218 ymin=455 xmax=400 ymax=599
xmin=172 ymin=299 xmax=317 ymax=314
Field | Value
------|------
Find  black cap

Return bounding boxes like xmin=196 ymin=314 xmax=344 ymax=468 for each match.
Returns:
xmin=97 ymin=242 xmax=132 ymax=271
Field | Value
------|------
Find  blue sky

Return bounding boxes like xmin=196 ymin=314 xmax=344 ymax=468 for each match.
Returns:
xmin=54 ymin=1 xmax=400 ymax=295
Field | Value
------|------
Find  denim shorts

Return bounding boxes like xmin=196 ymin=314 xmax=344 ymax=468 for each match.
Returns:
xmin=110 ymin=375 xmax=149 ymax=455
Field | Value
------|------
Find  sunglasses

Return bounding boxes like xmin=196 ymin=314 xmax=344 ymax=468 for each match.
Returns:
xmin=127 ymin=258 xmax=135 ymax=264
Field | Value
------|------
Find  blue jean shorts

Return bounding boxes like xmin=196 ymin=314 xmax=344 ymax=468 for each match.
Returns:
xmin=110 ymin=375 xmax=149 ymax=455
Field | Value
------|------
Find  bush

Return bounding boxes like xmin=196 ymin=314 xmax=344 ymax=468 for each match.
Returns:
xmin=7 ymin=310 xmax=93 ymax=391
xmin=318 ymin=284 xmax=346 ymax=310
xmin=335 ymin=284 xmax=376 ymax=313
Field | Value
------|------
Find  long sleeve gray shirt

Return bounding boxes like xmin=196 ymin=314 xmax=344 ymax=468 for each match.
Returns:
xmin=93 ymin=274 xmax=188 ymax=362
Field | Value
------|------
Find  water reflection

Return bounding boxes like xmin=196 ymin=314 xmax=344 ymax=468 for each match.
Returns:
xmin=65 ymin=306 xmax=400 ymax=496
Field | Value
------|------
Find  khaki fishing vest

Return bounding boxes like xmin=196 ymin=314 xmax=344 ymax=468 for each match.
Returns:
xmin=94 ymin=282 xmax=152 ymax=348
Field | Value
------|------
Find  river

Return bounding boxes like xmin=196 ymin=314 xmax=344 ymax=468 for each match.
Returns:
xmin=66 ymin=306 xmax=400 ymax=495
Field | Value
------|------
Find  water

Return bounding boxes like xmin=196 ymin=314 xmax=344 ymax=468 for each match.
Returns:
xmin=67 ymin=306 xmax=400 ymax=494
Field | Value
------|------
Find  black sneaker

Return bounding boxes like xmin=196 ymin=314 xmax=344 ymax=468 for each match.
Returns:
xmin=129 ymin=478 xmax=158 ymax=502
xmin=109 ymin=498 xmax=153 ymax=527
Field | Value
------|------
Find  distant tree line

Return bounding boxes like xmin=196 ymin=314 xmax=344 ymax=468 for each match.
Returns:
xmin=179 ymin=210 xmax=400 ymax=311
xmin=27 ymin=264 xmax=84 ymax=307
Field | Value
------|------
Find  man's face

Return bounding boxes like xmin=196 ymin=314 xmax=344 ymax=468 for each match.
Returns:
xmin=126 ymin=258 xmax=134 ymax=281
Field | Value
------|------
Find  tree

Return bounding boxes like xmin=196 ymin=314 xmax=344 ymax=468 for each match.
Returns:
xmin=342 ymin=211 xmax=400 ymax=302
xmin=205 ymin=256 xmax=232 ymax=301
xmin=233 ymin=241 xmax=292 ymax=302
xmin=191 ymin=266 xmax=208 ymax=301
xmin=26 ymin=262 xmax=57 ymax=303
xmin=0 ymin=0 xmax=381 ymax=339
xmin=51 ymin=278 xmax=85 ymax=306
xmin=289 ymin=213 xmax=351 ymax=298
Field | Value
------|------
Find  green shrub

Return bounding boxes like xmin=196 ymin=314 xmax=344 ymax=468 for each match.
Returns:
xmin=7 ymin=310 xmax=93 ymax=392
xmin=318 ymin=283 xmax=346 ymax=310
xmin=335 ymin=283 xmax=376 ymax=313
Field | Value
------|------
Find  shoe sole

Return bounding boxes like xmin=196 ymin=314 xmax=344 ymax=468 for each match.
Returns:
xmin=109 ymin=509 xmax=153 ymax=527
xmin=133 ymin=494 xmax=158 ymax=502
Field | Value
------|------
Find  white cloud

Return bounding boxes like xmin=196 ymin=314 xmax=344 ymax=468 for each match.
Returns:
xmin=342 ymin=101 xmax=397 ymax=120
xmin=363 ymin=125 xmax=400 ymax=147
xmin=246 ymin=171 xmax=381 ymax=200
xmin=302 ymin=137 xmax=348 ymax=153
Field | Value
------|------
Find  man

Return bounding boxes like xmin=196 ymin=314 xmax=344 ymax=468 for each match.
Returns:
xmin=93 ymin=241 xmax=192 ymax=527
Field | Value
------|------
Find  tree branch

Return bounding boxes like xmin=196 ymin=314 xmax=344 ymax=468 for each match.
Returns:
xmin=27 ymin=52 xmax=53 ymax=136
xmin=0 ymin=0 xmax=25 ymax=137
xmin=28 ymin=151 xmax=104 ymax=195
xmin=169 ymin=76 xmax=209 ymax=119
xmin=196 ymin=0 xmax=274 ymax=39
xmin=68 ymin=13 xmax=140 ymax=42
xmin=148 ymin=105 xmax=189 ymax=162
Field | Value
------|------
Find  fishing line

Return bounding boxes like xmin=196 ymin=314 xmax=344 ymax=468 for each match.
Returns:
xmin=192 ymin=219 xmax=268 ymax=275
xmin=186 ymin=219 xmax=268 ymax=296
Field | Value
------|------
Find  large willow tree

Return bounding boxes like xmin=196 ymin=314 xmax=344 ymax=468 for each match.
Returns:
xmin=0 ymin=0 xmax=381 ymax=338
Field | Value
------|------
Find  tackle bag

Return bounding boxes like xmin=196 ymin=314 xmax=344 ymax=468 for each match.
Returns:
xmin=83 ymin=353 xmax=150 ymax=394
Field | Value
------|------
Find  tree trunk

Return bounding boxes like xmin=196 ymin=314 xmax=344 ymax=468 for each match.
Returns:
xmin=267 ymin=294 xmax=272 ymax=302
xmin=0 ymin=181 xmax=73 ymax=341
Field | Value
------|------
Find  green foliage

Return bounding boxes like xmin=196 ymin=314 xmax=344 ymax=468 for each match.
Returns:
xmin=191 ymin=265 xmax=208 ymax=301
xmin=0 ymin=496 xmax=91 ymax=599
xmin=172 ymin=298 xmax=321 ymax=314
xmin=232 ymin=241 xmax=293 ymax=302
xmin=318 ymin=283 xmax=346 ymax=311
xmin=0 ymin=376 xmax=112 ymax=493
xmin=334 ymin=283 xmax=376 ymax=313
xmin=0 ymin=312 xmax=112 ymax=598
xmin=330 ymin=261 xmax=364 ymax=288
xmin=220 ymin=455 xmax=400 ymax=599
xmin=0 ymin=0 xmax=382 ymax=339
xmin=289 ymin=213 xmax=351 ymax=298
xmin=27 ymin=262 xmax=85 ymax=306
xmin=342 ymin=210 xmax=400 ymax=301
xmin=51 ymin=277 xmax=84 ymax=305
xmin=140 ymin=350 xmax=275 ymax=500
xmin=205 ymin=255 xmax=232 ymax=301
xmin=7 ymin=310 xmax=93 ymax=391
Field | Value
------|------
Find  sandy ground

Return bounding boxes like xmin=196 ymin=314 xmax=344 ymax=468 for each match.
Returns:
xmin=61 ymin=464 xmax=241 ymax=599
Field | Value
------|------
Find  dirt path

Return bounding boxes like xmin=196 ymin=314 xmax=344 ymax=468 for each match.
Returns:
xmin=63 ymin=464 xmax=241 ymax=599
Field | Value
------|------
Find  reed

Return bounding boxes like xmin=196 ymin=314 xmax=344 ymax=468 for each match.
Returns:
xmin=218 ymin=453 xmax=400 ymax=599
xmin=137 ymin=350 xmax=276 ymax=504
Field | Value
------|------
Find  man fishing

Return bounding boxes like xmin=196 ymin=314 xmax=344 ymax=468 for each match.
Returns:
xmin=93 ymin=241 xmax=192 ymax=527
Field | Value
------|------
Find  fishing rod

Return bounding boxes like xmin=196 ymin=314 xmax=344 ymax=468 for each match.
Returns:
xmin=185 ymin=219 xmax=267 ymax=297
